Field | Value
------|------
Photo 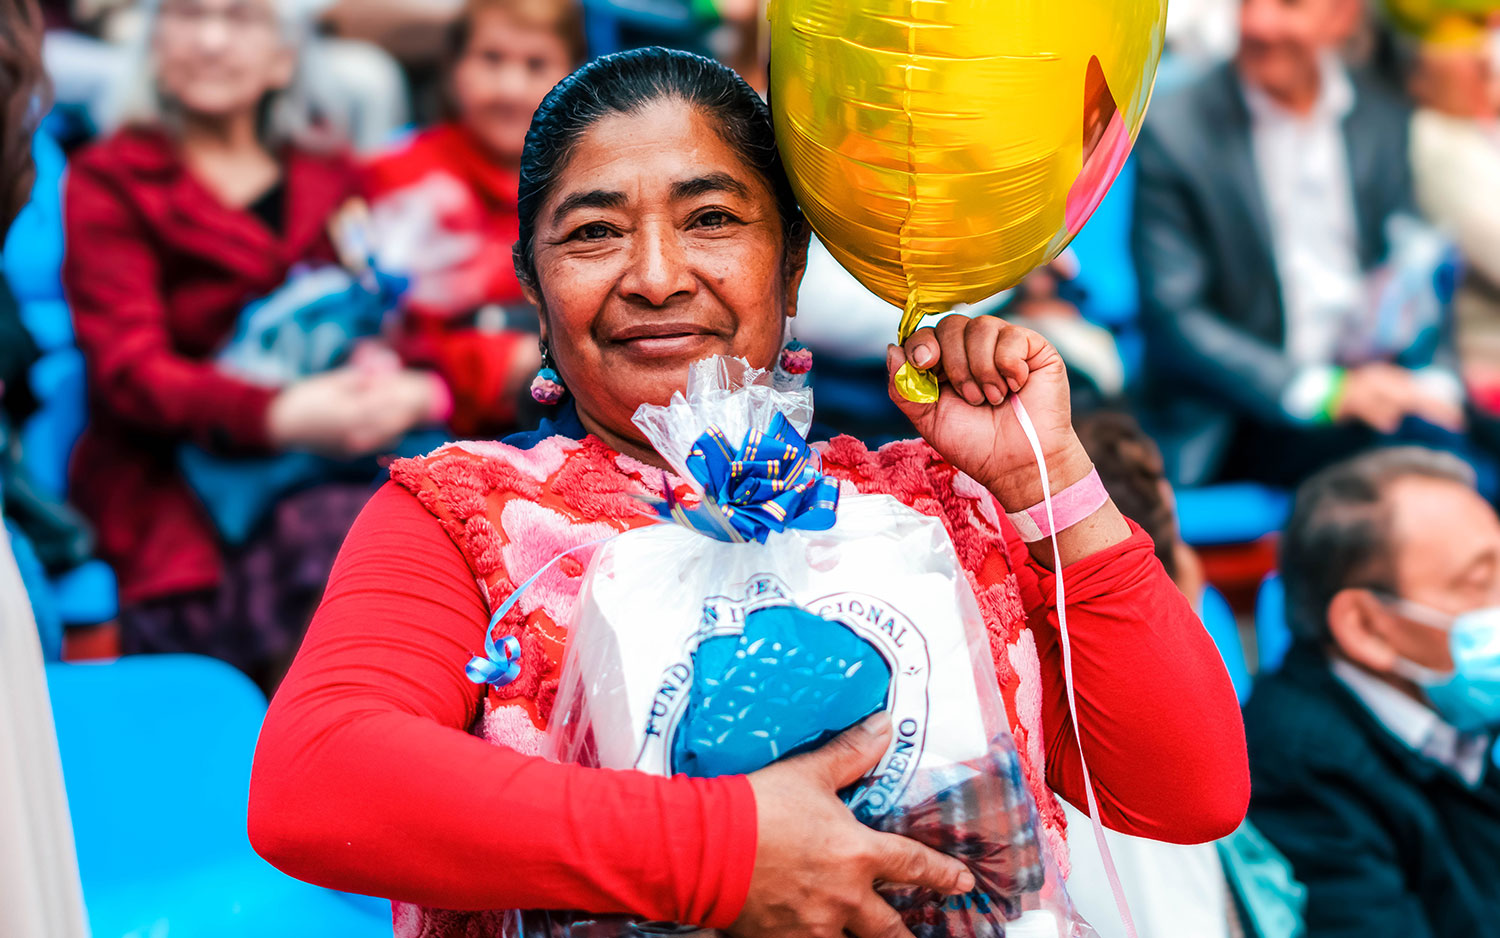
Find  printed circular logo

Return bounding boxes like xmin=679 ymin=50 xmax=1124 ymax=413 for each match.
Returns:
xmin=635 ymin=574 xmax=931 ymax=818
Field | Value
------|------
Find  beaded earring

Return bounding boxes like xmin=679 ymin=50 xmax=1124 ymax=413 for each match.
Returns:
xmin=530 ymin=342 xmax=565 ymax=405
xmin=777 ymin=339 xmax=813 ymax=377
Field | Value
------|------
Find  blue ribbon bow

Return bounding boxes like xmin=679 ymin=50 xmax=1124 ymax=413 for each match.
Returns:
xmin=466 ymin=412 xmax=838 ymax=686
xmin=664 ymin=411 xmax=840 ymax=544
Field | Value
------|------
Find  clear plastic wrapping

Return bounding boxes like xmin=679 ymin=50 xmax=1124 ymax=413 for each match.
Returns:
xmin=507 ymin=358 xmax=1095 ymax=938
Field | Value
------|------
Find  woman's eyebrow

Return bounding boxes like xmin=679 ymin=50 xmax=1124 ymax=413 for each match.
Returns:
xmin=551 ymin=189 xmax=627 ymax=223
xmin=671 ymin=172 xmax=751 ymax=201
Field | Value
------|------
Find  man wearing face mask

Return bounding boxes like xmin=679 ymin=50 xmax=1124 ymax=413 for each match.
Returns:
xmin=1244 ymin=446 xmax=1500 ymax=937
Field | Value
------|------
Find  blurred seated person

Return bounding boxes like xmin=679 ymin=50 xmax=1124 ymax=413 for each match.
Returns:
xmin=1245 ymin=447 xmax=1500 ymax=936
xmin=63 ymin=0 xmax=448 ymax=687
xmin=318 ymin=0 xmax=462 ymax=69
xmin=365 ymin=0 xmax=583 ymax=436
xmin=1408 ymin=18 xmax=1500 ymax=409
xmin=1133 ymin=0 xmax=1478 ymax=487
xmin=43 ymin=0 xmax=409 ymax=149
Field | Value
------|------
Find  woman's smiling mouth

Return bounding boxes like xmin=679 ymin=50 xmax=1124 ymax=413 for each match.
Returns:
xmin=607 ymin=322 xmax=725 ymax=358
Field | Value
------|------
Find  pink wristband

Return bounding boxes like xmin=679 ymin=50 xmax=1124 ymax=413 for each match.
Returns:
xmin=1004 ymin=467 xmax=1108 ymax=543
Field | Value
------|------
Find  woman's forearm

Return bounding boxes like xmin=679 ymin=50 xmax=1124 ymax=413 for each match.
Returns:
xmin=1014 ymin=520 xmax=1249 ymax=843
xmin=248 ymin=484 xmax=757 ymax=924
xmin=249 ymin=703 xmax=755 ymax=922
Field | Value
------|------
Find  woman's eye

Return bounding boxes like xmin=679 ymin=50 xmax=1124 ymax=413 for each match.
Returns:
xmin=693 ymin=210 xmax=733 ymax=229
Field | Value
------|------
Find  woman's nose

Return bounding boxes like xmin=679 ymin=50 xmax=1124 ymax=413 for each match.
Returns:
xmin=619 ymin=223 xmax=696 ymax=306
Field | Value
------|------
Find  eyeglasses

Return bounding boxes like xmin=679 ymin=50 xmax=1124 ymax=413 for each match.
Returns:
xmin=157 ymin=0 xmax=278 ymax=32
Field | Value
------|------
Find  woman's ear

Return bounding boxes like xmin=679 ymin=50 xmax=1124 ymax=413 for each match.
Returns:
xmin=782 ymin=224 xmax=812 ymax=319
xmin=1327 ymin=588 xmax=1400 ymax=673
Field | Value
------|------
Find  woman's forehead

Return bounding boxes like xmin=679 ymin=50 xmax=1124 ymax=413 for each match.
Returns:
xmin=540 ymin=100 xmax=775 ymax=217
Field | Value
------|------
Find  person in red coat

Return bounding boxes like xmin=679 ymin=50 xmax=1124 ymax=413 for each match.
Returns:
xmin=63 ymin=0 xmax=448 ymax=687
xmin=364 ymin=0 xmax=584 ymax=437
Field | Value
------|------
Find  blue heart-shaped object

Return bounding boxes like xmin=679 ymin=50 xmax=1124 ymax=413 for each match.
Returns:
xmin=670 ymin=603 xmax=892 ymax=778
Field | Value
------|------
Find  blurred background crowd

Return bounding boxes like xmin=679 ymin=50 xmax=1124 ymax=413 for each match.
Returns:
xmin=5 ymin=0 xmax=1500 ymax=935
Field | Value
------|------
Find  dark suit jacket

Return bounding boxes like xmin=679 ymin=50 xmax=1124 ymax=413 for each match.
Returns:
xmin=1245 ymin=646 xmax=1500 ymax=937
xmin=1131 ymin=63 xmax=1422 ymax=484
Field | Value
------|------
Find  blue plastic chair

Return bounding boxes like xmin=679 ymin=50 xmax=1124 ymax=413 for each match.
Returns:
xmin=1201 ymin=584 xmax=1253 ymax=706
xmin=46 ymin=655 xmax=392 ymax=938
xmin=1176 ymin=483 xmax=1292 ymax=547
xmin=3 ymin=132 xmax=67 ymax=306
xmin=4 ymin=128 xmax=119 ymax=626
xmin=581 ymin=0 xmax=701 ymax=57
xmin=6 ymin=521 xmax=62 ymax=660
xmin=1069 ymin=158 xmax=1140 ymax=331
xmin=1255 ymin=573 xmax=1293 ymax=676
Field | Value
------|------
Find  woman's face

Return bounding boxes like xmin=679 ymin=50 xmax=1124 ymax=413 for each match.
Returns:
xmin=451 ymin=10 xmax=573 ymax=165
xmin=527 ymin=98 xmax=807 ymax=451
xmin=153 ymin=0 xmax=294 ymax=122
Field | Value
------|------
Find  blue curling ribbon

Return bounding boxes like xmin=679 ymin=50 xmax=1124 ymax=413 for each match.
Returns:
xmin=465 ymin=534 xmax=617 ymax=687
xmin=465 ymin=633 xmax=522 ymax=686
xmin=674 ymin=411 xmax=840 ymax=544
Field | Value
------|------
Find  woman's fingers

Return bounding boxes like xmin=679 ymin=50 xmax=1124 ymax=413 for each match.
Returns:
xmin=868 ymin=829 xmax=974 ymax=896
xmin=899 ymin=315 xmax=1054 ymax=408
xmin=933 ymin=314 xmax=984 ymax=405
xmin=846 ymin=895 xmax=917 ymax=938
xmin=992 ymin=323 xmax=1039 ymax=393
xmin=962 ymin=316 xmax=1007 ymax=405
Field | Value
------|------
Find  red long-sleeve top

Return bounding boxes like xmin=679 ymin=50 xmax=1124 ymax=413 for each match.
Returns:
xmin=250 ymin=480 xmax=1247 ymax=926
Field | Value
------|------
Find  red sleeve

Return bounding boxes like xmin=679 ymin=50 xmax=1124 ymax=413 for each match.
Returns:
xmin=1008 ymin=519 xmax=1249 ymax=845
xmin=248 ymin=483 xmax=757 ymax=926
xmin=62 ymin=158 xmax=278 ymax=451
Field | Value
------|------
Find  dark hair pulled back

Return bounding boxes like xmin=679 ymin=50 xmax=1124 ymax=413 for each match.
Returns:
xmin=513 ymin=46 xmax=805 ymax=290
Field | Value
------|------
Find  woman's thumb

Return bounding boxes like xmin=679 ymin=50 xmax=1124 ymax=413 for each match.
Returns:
xmin=807 ymin=712 xmax=892 ymax=790
xmin=886 ymin=345 xmax=934 ymax=421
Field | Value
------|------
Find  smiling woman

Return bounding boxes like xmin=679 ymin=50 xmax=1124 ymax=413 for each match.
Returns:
xmin=521 ymin=99 xmax=801 ymax=456
xmin=249 ymin=46 xmax=1250 ymax=938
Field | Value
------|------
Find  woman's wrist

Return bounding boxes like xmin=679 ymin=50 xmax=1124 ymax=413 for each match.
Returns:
xmin=986 ymin=436 xmax=1096 ymax=514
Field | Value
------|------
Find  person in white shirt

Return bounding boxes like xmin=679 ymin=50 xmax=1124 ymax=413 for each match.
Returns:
xmin=1245 ymin=446 xmax=1500 ymax=936
xmin=1133 ymin=0 xmax=1478 ymax=488
xmin=1408 ymin=22 xmax=1500 ymax=403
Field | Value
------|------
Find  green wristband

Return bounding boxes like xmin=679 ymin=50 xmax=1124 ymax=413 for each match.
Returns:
xmin=1316 ymin=368 xmax=1348 ymax=425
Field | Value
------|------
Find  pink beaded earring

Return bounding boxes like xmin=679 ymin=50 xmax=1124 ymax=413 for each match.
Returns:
xmin=777 ymin=339 xmax=813 ymax=377
xmin=530 ymin=342 xmax=565 ymax=405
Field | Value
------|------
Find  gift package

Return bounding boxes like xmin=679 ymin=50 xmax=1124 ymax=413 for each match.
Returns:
xmin=504 ymin=358 xmax=1095 ymax=938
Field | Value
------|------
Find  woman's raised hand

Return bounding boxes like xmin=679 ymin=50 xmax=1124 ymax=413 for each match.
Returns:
xmin=887 ymin=314 xmax=1090 ymax=511
xmin=734 ymin=715 xmax=974 ymax=938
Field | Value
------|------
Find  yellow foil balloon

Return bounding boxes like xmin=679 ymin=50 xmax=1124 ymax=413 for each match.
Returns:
xmin=769 ymin=0 xmax=1167 ymax=400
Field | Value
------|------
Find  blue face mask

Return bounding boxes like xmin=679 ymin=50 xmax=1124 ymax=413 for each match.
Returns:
xmin=1386 ymin=600 xmax=1500 ymax=734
